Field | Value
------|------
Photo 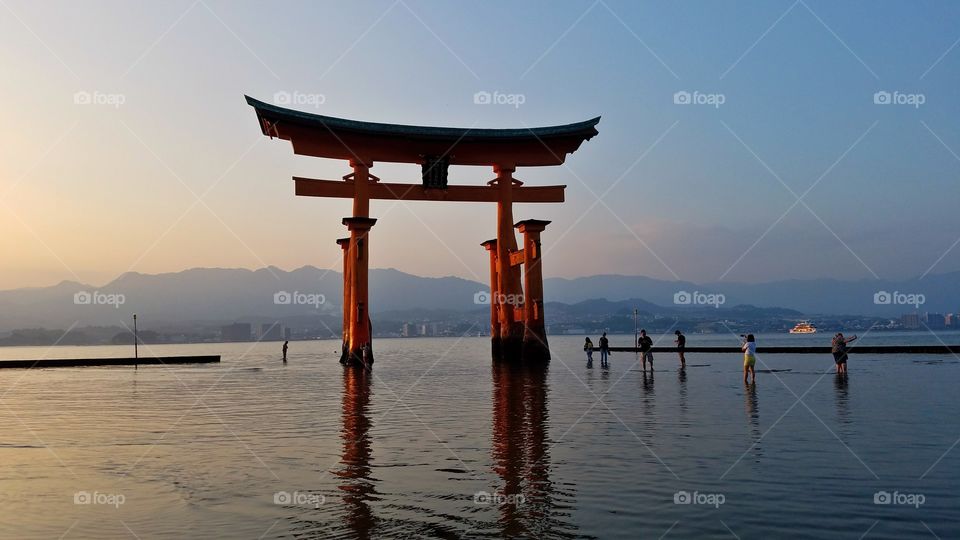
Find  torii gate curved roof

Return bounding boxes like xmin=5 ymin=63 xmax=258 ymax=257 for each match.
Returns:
xmin=245 ymin=95 xmax=599 ymax=167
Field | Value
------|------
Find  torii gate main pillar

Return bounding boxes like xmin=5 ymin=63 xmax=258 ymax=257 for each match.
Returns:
xmin=342 ymin=217 xmax=376 ymax=365
xmin=493 ymin=165 xmax=525 ymax=362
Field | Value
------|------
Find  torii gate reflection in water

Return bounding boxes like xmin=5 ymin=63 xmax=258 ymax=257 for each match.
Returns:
xmin=246 ymin=96 xmax=599 ymax=365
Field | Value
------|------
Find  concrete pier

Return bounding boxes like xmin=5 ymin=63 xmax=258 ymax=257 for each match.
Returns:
xmin=607 ymin=346 xmax=960 ymax=354
xmin=0 ymin=355 xmax=220 ymax=369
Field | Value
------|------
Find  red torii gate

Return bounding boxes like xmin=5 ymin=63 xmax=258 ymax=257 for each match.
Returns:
xmin=246 ymin=96 xmax=599 ymax=365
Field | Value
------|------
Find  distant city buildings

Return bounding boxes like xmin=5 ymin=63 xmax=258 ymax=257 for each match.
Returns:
xmin=259 ymin=322 xmax=284 ymax=341
xmin=896 ymin=312 xmax=955 ymax=330
xmin=397 ymin=320 xmax=464 ymax=337
xmin=221 ymin=322 xmax=252 ymax=342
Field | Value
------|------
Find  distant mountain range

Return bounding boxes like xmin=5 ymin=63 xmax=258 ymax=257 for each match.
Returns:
xmin=543 ymin=274 xmax=951 ymax=317
xmin=0 ymin=266 xmax=952 ymax=332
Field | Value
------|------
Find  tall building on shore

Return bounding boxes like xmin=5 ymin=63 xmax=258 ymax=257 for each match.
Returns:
xmin=926 ymin=313 xmax=946 ymax=329
xmin=901 ymin=313 xmax=921 ymax=330
xmin=260 ymin=322 xmax=284 ymax=341
xmin=221 ymin=322 xmax=252 ymax=342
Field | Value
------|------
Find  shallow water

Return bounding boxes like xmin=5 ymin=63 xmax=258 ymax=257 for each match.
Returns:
xmin=0 ymin=332 xmax=957 ymax=538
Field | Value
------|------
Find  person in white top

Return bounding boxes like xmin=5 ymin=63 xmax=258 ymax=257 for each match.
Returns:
xmin=741 ymin=334 xmax=757 ymax=384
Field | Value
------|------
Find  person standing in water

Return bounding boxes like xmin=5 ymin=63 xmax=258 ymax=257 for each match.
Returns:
xmin=832 ymin=332 xmax=857 ymax=375
xmin=674 ymin=330 xmax=686 ymax=368
xmin=362 ymin=342 xmax=372 ymax=368
xmin=742 ymin=334 xmax=757 ymax=384
xmin=638 ymin=329 xmax=654 ymax=372
xmin=584 ymin=337 xmax=594 ymax=365
xmin=282 ymin=340 xmax=289 ymax=362
xmin=598 ymin=332 xmax=610 ymax=367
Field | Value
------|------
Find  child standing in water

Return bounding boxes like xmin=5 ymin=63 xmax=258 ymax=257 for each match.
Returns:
xmin=742 ymin=334 xmax=757 ymax=384
xmin=584 ymin=337 xmax=594 ymax=365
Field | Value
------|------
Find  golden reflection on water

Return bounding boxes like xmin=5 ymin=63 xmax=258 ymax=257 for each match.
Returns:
xmin=491 ymin=362 xmax=581 ymax=539
xmin=834 ymin=374 xmax=851 ymax=428
xmin=745 ymin=381 xmax=762 ymax=462
xmin=335 ymin=366 xmax=375 ymax=539
xmin=312 ymin=362 xmax=581 ymax=538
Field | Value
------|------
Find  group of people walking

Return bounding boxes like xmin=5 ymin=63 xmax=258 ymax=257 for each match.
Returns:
xmin=584 ymin=330 xmax=687 ymax=372
xmin=584 ymin=330 xmax=859 ymax=383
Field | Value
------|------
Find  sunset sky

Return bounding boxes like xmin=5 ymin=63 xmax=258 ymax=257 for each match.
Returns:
xmin=3 ymin=0 xmax=960 ymax=289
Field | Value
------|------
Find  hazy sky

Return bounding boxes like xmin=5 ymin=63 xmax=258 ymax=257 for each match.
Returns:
xmin=3 ymin=0 xmax=960 ymax=289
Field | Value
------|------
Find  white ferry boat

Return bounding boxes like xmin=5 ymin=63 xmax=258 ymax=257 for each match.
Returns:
xmin=789 ymin=321 xmax=817 ymax=334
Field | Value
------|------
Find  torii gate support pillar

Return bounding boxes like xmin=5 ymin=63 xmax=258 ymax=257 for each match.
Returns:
xmin=336 ymin=237 xmax=352 ymax=364
xmin=342 ymin=217 xmax=377 ymax=365
xmin=516 ymin=220 xmax=551 ymax=363
xmin=481 ymin=239 xmax=502 ymax=359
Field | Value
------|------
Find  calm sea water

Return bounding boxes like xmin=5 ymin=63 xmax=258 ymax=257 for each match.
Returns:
xmin=0 ymin=331 xmax=957 ymax=539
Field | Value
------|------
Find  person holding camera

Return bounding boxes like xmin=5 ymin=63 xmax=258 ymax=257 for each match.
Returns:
xmin=832 ymin=332 xmax=857 ymax=375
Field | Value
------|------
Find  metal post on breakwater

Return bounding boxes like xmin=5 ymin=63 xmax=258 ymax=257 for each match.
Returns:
xmin=133 ymin=313 xmax=138 ymax=369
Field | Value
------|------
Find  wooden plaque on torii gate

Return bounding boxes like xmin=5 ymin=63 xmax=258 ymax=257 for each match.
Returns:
xmin=246 ymin=95 xmax=599 ymax=365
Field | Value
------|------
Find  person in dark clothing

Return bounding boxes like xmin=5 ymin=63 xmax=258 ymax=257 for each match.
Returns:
xmin=599 ymin=332 xmax=610 ymax=367
xmin=674 ymin=330 xmax=686 ymax=368
xmin=282 ymin=340 xmax=289 ymax=362
xmin=638 ymin=329 xmax=654 ymax=372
